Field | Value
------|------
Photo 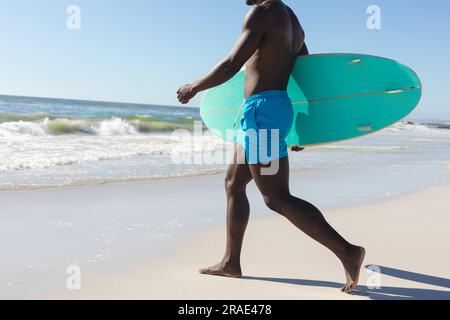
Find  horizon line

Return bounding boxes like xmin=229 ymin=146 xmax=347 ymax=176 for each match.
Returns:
xmin=0 ymin=93 xmax=198 ymax=109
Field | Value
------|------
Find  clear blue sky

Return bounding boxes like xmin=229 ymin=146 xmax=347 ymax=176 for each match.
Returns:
xmin=1 ymin=0 xmax=449 ymax=119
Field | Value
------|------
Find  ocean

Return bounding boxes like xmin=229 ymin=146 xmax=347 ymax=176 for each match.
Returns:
xmin=0 ymin=94 xmax=449 ymax=191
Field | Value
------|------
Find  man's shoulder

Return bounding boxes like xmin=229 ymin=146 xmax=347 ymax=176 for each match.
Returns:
xmin=244 ymin=5 xmax=272 ymax=27
xmin=253 ymin=2 xmax=296 ymax=22
xmin=246 ymin=5 xmax=270 ymax=19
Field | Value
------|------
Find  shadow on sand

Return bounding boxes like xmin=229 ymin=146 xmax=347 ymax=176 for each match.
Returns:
xmin=242 ymin=265 xmax=450 ymax=300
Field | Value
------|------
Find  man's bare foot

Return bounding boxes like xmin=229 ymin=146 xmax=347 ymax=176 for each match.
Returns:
xmin=199 ymin=261 xmax=242 ymax=278
xmin=341 ymin=246 xmax=366 ymax=294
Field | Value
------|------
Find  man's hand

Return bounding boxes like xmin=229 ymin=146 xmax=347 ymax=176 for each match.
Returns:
xmin=290 ymin=145 xmax=305 ymax=152
xmin=177 ymin=84 xmax=197 ymax=104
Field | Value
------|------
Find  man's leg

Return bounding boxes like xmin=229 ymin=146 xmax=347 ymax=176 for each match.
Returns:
xmin=248 ymin=157 xmax=365 ymax=293
xmin=200 ymin=146 xmax=253 ymax=278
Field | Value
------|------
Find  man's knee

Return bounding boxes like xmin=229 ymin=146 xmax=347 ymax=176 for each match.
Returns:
xmin=263 ymin=194 xmax=290 ymax=214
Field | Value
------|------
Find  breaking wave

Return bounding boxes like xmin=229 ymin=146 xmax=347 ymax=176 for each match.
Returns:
xmin=0 ymin=113 xmax=203 ymax=137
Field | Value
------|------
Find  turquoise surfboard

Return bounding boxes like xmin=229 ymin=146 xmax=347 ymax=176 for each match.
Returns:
xmin=200 ymin=53 xmax=422 ymax=147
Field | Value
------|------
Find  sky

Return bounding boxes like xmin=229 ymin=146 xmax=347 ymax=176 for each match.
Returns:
xmin=0 ymin=0 xmax=449 ymax=120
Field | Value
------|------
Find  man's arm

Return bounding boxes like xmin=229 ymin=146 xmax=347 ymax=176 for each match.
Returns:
xmin=290 ymin=44 xmax=309 ymax=152
xmin=177 ymin=7 xmax=268 ymax=104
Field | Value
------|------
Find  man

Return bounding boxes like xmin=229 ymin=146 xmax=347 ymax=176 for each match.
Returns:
xmin=177 ymin=0 xmax=365 ymax=294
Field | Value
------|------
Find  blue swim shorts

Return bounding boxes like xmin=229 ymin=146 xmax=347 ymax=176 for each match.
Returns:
xmin=236 ymin=90 xmax=294 ymax=165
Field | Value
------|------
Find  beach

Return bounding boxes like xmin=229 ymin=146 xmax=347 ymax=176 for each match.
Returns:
xmin=3 ymin=0 xmax=450 ymax=304
xmin=0 ymin=169 xmax=449 ymax=300
xmin=64 ymin=183 xmax=450 ymax=300
xmin=2 ymin=0 xmax=450 ymax=303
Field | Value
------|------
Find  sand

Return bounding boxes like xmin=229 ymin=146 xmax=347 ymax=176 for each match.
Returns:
xmin=65 ymin=185 xmax=450 ymax=300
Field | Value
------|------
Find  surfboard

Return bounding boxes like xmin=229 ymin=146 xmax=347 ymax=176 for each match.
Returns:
xmin=200 ymin=53 xmax=422 ymax=147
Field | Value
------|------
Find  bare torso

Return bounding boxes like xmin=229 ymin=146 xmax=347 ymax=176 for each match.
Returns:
xmin=245 ymin=2 xmax=305 ymax=98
